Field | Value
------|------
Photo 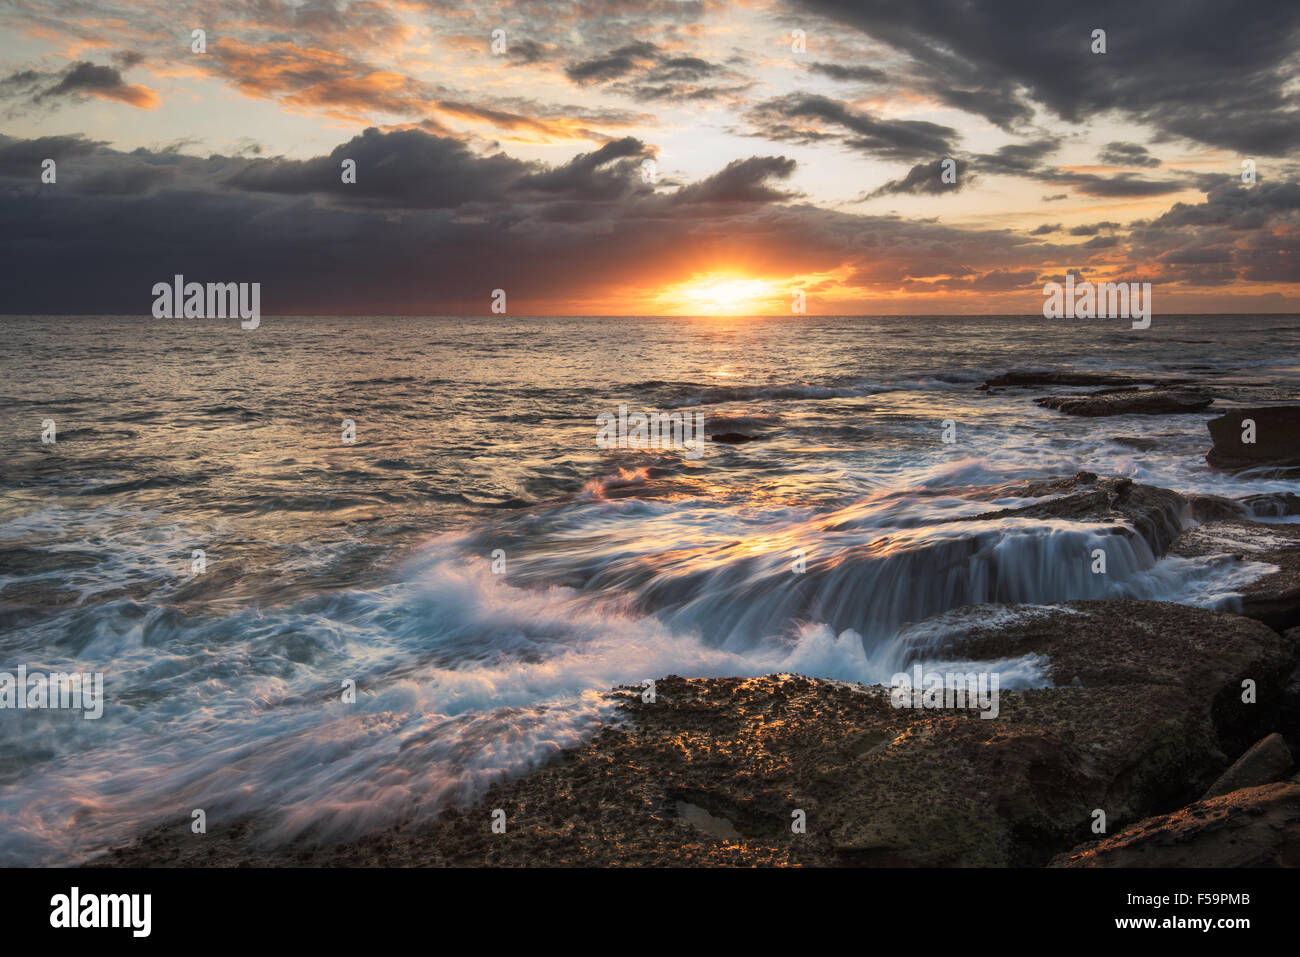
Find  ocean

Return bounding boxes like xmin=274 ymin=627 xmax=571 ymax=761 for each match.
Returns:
xmin=1 ymin=313 xmax=1298 ymax=864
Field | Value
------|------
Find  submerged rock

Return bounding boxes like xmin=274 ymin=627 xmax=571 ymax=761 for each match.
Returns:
xmin=1241 ymin=491 xmax=1300 ymax=518
xmin=1051 ymin=782 xmax=1300 ymax=867
xmin=1037 ymin=388 xmax=1213 ymax=417
xmin=965 ymin=476 xmax=1188 ymax=556
xmin=1111 ymin=436 xmax=1161 ymax=451
xmin=1206 ymin=406 xmax=1300 ymax=473
xmin=1170 ymin=520 xmax=1300 ymax=631
xmin=966 ymin=471 xmax=1100 ymax=501
xmin=981 ymin=370 xmax=1142 ymax=390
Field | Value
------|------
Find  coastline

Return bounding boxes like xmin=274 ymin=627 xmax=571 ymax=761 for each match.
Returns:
xmin=81 ymin=387 xmax=1300 ymax=868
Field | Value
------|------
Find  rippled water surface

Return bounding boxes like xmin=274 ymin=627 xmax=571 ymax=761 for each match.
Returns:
xmin=1 ymin=314 xmax=1298 ymax=864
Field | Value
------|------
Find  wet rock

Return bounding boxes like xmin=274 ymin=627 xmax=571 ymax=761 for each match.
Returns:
xmin=1206 ymin=406 xmax=1300 ymax=473
xmin=967 ymin=471 xmax=1099 ymax=501
xmin=1037 ymin=388 xmax=1213 ymax=417
xmin=705 ymin=415 xmax=777 ymax=443
xmin=1170 ymin=520 xmax=1300 ymax=631
xmin=1111 ymin=436 xmax=1160 ymax=451
xmin=1185 ymin=494 xmax=1249 ymax=523
xmin=1241 ymin=491 xmax=1300 ymax=518
xmin=966 ymin=477 xmax=1188 ymax=556
xmin=1203 ymin=732 xmax=1294 ymax=798
xmin=981 ymin=370 xmax=1142 ymax=390
xmin=89 ymin=601 xmax=1295 ymax=868
xmin=1051 ymin=782 xmax=1300 ymax=867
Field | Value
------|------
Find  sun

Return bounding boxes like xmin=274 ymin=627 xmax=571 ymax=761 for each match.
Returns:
xmin=661 ymin=274 xmax=779 ymax=314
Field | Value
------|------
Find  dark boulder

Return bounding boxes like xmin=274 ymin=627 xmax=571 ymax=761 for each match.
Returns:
xmin=1037 ymin=388 xmax=1213 ymax=417
xmin=981 ymin=370 xmax=1140 ymax=390
xmin=1051 ymin=782 xmax=1300 ymax=867
xmin=1206 ymin=406 xmax=1300 ymax=473
xmin=1203 ymin=732 xmax=1294 ymax=799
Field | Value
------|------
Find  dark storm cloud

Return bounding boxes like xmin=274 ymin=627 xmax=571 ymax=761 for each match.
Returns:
xmin=516 ymin=136 xmax=650 ymax=199
xmin=865 ymin=158 xmax=968 ymax=198
xmin=1141 ymin=179 xmax=1300 ymax=230
xmin=1081 ymin=234 xmax=1119 ymax=249
xmin=1068 ymin=222 xmax=1120 ymax=236
xmin=671 ymin=156 xmax=798 ymax=204
xmin=1041 ymin=170 xmax=1192 ymax=198
xmin=0 ymin=128 xmax=1066 ymax=314
xmin=855 ymin=135 xmax=1186 ymax=201
xmin=507 ymin=40 xmax=549 ymax=65
xmin=563 ymin=41 xmax=741 ymax=102
xmin=793 ymin=0 xmax=1300 ymax=155
xmin=1098 ymin=142 xmax=1161 ymax=168
xmin=0 ymin=132 xmax=181 ymax=194
xmin=1124 ymin=180 xmax=1300 ymax=283
xmin=973 ymin=138 xmax=1061 ymax=176
xmin=1 ymin=60 xmax=159 ymax=110
xmin=0 ymin=133 xmax=102 ymax=174
xmin=908 ymin=267 xmax=1041 ymax=292
xmin=746 ymin=93 xmax=959 ymax=161
xmin=966 ymin=138 xmax=1187 ymax=197
xmin=225 ymin=128 xmax=533 ymax=207
xmin=806 ymin=63 xmax=888 ymax=84
xmin=935 ymin=89 xmax=1033 ymax=131
xmin=46 ymin=62 xmax=129 ymax=98
xmin=565 ymin=42 xmax=660 ymax=84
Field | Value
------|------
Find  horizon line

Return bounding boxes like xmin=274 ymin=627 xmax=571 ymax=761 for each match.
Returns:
xmin=4 ymin=311 xmax=1300 ymax=320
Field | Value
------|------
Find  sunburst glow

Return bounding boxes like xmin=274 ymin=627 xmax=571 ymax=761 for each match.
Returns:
xmin=660 ymin=275 xmax=780 ymax=314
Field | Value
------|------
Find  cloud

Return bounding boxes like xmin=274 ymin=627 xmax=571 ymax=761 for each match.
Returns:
xmin=746 ymin=93 xmax=959 ymax=161
xmin=0 ymin=129 xmax=1084 ymax=315
xmin=671 ymin=155 xmax=798 ymax=204
xmin=936 ymin=88 xmax=1033 ymax=130
xmin=563 ymin=41 xmax=742 ymax=102
xmin=1097 ymin=141 xmax=1161 ymax=168
xmin=1068 ymin=222 xmax=1120 ymax=236
xmin=967 ymin=137 xmax=1187 ymax=197
xmin=794 ymin=0 xmax=1300 ymax=155
xmin=806 ymin=62 xmax=887 ymax=84
xmin=565 ymin=42 xmax=660 ymax=84
xmin=1 ymin=60 xmax=159 ymax=110
xmin=1124 ymin=180 xmax=1300 ymax=283
xmin=866 ymin=158 xmax=968 ymax=198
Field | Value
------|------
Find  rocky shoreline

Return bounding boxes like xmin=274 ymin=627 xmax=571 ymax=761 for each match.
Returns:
xmin=87 ymin=379 xmax=1300 ymax=868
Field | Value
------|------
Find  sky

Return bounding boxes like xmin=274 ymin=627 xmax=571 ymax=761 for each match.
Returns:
xmin=1 ymin=0 xmax=1298 ymax=316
